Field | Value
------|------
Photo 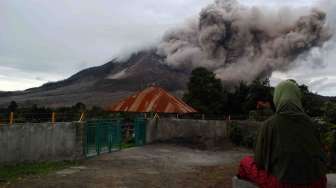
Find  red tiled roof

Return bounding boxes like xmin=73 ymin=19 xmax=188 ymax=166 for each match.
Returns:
xmin=107 ymin=86 xmax=197 ymax=113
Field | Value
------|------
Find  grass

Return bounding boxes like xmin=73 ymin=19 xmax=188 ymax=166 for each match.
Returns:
xmin=0 ymin=161 xmax=79 ymax=183
xmin=121 ymin=142 xmax=135 ymax=149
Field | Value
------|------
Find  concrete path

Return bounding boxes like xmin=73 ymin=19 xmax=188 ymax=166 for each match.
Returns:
xmin=5 ymin=144 xmax=251 ymax=188
xmin=233 ymin=173 xmax=336 ymax=188
xmin=327 ymin=174 xmax=336 ymax=188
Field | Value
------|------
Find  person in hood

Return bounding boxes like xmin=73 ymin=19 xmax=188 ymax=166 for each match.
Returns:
xmin=238 ymin=80 xmax=327 ymax=188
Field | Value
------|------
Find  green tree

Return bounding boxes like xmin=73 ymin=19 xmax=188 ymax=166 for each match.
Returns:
xmin=183 ymin=67 xmax=224 ymax=114
xmin=323 ymin=101 xmax=336 ymax=124
xmin=228 ymin=81 xmax=250 ymax=114
xmin=8 ymin=101 xmax=18 ymax=112
xmin=74 ymin=102 xmax=86 ymax=113
xmin=300 ymin=84 xmax=324 ymax=116
xmin=244 ymin=78 xmax=273 ymax=113
xmin=299 ymin=84 xmax=309 ymax=95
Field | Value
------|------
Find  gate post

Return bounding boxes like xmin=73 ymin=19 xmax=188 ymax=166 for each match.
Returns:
xmin=84 ymin=121 xmax=88 ymax=157
xmin=117 ymin=119 xmax=122 ymax=150
xmin=9 ymin=112 xmax=14 ymax=126
xmin=96 ymin=124 xmax=100 ymax=155
xmin=51 ymin=112 xmax=56 ymax=127
xmin=134 ymin=118 xmax=146 ymax=146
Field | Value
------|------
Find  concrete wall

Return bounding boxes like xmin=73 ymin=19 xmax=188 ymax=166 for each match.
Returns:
xmin=0 ymin=118 xmax=259 ymax=163
xmin=146 ymin=118 xmax=261 ymax=146
xmin=0 ymin=122 xmax=84 ymax=164
xmin=147 ymin=118 xmax=228 ymax=143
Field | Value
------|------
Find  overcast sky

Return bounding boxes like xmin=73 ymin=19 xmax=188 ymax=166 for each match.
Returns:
xmin=1 ymin=0 xmax=336 ymax=96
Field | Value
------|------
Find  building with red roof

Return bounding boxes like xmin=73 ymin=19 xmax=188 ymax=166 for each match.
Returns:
xmin=107 ymin=86 xmax=197 ymax=113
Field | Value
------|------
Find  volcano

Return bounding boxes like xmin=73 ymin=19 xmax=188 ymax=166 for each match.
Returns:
xmin=0 ymin=50 xmax=190 ymax=108
xmin=0 ymin=0 xmax=333 ymax=108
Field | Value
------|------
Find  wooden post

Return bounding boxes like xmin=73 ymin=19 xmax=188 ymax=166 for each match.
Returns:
xmin=52 ymin=112 xmax=56 ymax=127
xmin=202 ymin=114 xmax=205 ymax=120
xmin=79 ymin=112 xmax=85 ymax=122
xmin=176 ymin=114 xmax=179 ymax=119
xmin=9 ymin=112 xmax=14 ymax=126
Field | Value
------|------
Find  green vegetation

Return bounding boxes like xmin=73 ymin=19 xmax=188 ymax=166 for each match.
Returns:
xmin=229 ymin=123 xmax=244 ymax=146
xmin=0 ymin=161 xmax=78 ymax=183
xmin=323 ymin=102 xmax=336 ymax=124
xmin=183 ymin=67 xmax=224 ymax=114
xmin=229 ymin=122 xmax=257 ymax=149
xmin=183 ymin=67 xmax=336 ymax=121
xmin=307 ymin=96 xmax=336 ymax=170
xmin=0 ymin=102 xmax=89 ymax=123
xmin=183 ymin=67 xmax=274 ymax=118
xmin=0 ymin=101 xmax=147 ymax=124
xmin=7 ymin=101 xmax=18 ymax=113
xmin=182 ymin=67 xmax=336 ymax=161
xmin=121 ymin=143 xmax=135 ymax=149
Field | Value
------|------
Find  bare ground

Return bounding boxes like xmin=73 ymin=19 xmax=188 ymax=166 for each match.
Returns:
xmin=3 ymin=144 xmax=251 ymax=188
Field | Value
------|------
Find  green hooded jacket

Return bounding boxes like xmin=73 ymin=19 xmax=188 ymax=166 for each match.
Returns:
xmin=255 ymin=80 xmax=327 ymax=184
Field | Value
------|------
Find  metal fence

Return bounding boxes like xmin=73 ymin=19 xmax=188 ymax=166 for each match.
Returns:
xmin=85 ymin=119 xmax=122 ymax=157
xmin=84 ymin=118 xmax=147 ymax=157
xmin=0 ymin=112 xmax=85 ymax=125
xmin=151 ymin=113 xmax=249 ymax=121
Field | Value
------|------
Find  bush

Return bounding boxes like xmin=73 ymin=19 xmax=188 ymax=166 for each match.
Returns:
xmin=249 ymin=111 xmax=257 ymax=121
xmin=249 ymin=109 xmax=273 ymax=121
xmin=229 ymin=122 xmax=258 ymax=149
xmin=314 ymin=120 xmax=336 ymax=171
xmin=243 ymin=132 xmax=257 ymax=148
xmin=323 ymin=102 xmax=336 ymax=124
xmin=229 ymin=123 xmax=243 ymax=146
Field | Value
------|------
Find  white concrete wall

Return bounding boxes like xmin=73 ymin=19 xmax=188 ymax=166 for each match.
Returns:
xmin=0 ymin=122 xmax=84 ymax=164
xmin=146 ymin=118 xmax=261 ymax=144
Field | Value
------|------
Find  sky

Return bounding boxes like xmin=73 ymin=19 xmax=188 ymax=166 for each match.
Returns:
xmin=1 ymin=0 xmax=336 ymax=96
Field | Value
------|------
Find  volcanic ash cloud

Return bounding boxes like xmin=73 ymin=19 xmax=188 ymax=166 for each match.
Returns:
xmin=158 ymin=0 xmax=332 ymax=84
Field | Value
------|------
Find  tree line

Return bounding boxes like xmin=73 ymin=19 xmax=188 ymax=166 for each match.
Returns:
xmin=0 ymin=102 xmax=108 ymax=123
xmin=183 ymin=67 xmax=336 ymax=123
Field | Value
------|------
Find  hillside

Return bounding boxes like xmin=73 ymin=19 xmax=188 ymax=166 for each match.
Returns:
xmin=0 ymin=49 xmax=334 ymax=109
xmin=0 ymin=50 xmax=190 ymax=108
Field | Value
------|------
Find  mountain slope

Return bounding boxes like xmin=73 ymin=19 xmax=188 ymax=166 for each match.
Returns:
xmin=1 ymin=49 xmax=333 ymax=109
xmin=0 ymin=50 xmax=190 ymax=108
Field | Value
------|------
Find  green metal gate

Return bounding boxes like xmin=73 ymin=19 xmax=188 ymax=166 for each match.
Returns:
xmin=84 ymin=118 xmax=146 ymax=157
xmin=134 ymin=118 xmax=146 ymax=146
xmin=85 ymin=119 xmax=122 ymax=157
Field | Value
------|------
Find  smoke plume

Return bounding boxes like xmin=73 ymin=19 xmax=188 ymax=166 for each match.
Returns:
xmin=158 ymin=0 xmax=332 ymax=84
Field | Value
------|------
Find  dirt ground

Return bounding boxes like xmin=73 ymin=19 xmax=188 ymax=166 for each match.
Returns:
xmin=4 ymin=144 xmax=251 ymax=188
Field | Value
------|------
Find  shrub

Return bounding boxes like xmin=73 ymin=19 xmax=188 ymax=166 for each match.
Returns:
xmin=249 ymin=111 xmax=257 ymax=121
xmin=229 ymin=123 xmax=244 ymax=146
xmin=229 ymin=121 xmax=259 ymax=149
xmin=249 ymin=109 xmax=274 ymax=122
xmin=243 ymin=132 xmax=257 ymax=149
xmin=323 ymin=102 xmax=336 ymax=124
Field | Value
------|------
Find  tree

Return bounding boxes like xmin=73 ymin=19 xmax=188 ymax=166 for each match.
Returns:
xmin=323 ymin=102 xmax=336 ymax=124
xmin=228 ymin=81 xmax=250 ymax=114
xmin=74 ymin=102 xmax=86 ymax=113
xmin=299 ymin=84 xmax=309 ymax=95
xmin=299 ymin=84 xmax=324 ymax=116
xmin=183 ymin=67 xmax=224 ymax=114
xmin=244 ymin=78 xmax=273 ymax=113
xmin=8 ymin=101 xmax=18 ymax=112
